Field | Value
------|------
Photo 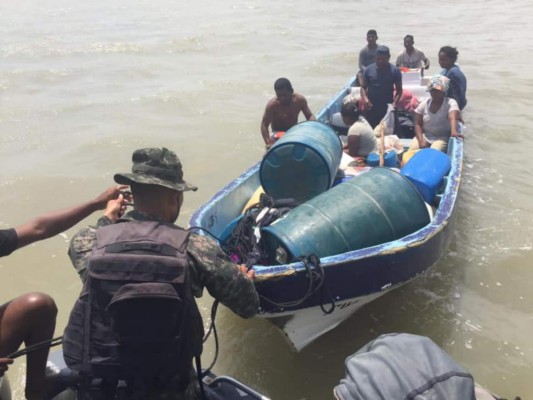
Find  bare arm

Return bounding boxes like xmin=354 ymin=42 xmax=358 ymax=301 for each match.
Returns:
xmin=300 ymin=97 xmax=316 ymax=121
xmin=421 ymin=51 xmax=430 ymax=69
xmin=260 ymin=103 xmax=274 ymax=146
xmin=346 ymin=135 xmax=361 ymax=157
xmin=356 ymin=70 xmax=364 ymax=86
xmin=448 ymin=110 xmax=463 ymax=139
xmin=414 ymin=112 xmax=428 ymax=148
xmin=358 ymin=49 xmax=365 ymax=71
xmin=357 ymin=48 xmax=367 ymax=86
xmin=360 ymin=84 xmax=372 ymax=109
xmin=392 ymin=74 xmax=403 ymax=108
xmin=14 ymin=185 xmax=127 ymax=249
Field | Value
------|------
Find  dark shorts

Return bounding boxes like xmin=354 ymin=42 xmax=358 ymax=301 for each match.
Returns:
xmin=365 ymin=104 xmax=388 ymax=129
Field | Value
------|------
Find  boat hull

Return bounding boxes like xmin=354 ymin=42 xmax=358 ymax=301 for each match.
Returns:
xmin=262 ymin=289 xmax=392 ymax=351
xmin=254 ymin=207 xmax=456 ymax=350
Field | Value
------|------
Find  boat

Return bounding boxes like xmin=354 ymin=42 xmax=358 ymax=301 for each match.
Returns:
xmin=189 ymin=73 xmax=463 ymax=351
xmin=33 ymin=350 xmax=269 ymax=400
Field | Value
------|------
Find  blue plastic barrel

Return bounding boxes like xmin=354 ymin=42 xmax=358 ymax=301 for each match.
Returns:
xmin=366 ymin=150 xmax=398 ymax=168
xmin=400 ymin=148 xmax=451 ymax=203
xmin=261 ymin=167 xmax=430 ymax=263
xmin=260 ymin=121 xmax=343 ymax=203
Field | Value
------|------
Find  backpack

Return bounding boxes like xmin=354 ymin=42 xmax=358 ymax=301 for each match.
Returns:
xmin=393 ymin=110 xmax=416 ymax=139
xmin=63 ymin=220 xmax=204 ymax=396
xmin=334 ymin=333 xmax=476 ymax=400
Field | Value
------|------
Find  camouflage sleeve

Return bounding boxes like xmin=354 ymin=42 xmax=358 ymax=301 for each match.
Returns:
xmin=68 ymin=216 xmax=113 ymax=281
xmin=187 ymin=233 xmax=259 ymax=319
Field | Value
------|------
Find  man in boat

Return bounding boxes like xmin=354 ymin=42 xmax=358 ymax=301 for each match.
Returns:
xmin=395 ymin=35 xmax=430 ymax=70
xmin=0 ymin=185 xmax=126 ymax=400
xmin=65 ymin=147 xmax=259 ymax=399
xmin=260 ymin=77 xmax=316 ymax=150
xmin=360 ymin=45 xmax=403 ymax=128
xmin=356 ymin=29 xmax=379 ymax=86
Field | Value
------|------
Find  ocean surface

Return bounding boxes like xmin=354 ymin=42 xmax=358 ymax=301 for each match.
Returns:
xmin=1 ymin=0 xmax=533 ymax=398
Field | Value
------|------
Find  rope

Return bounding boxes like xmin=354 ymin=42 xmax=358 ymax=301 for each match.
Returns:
xmin=259 ymin=254 xmax=335 ymax=314
xmin=7 ymin=336 xmax=63 ymax=359
xmin=201 ymin=300 xmax=220 ymax=377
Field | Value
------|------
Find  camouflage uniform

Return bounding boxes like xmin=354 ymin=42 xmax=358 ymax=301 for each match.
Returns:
xmin=67 ymin=147 xmax=259 ymax=399
xmin=68 ymin=210 xmax=259 ymax=319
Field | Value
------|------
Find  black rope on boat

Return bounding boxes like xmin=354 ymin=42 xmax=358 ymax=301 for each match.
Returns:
xmin=201 ymin=299 xmax=220 ymax=377
xmin=319 ymin=279 xmax=336 ymax=315
xmin=7 ymin=336 xmax=63 ymax=359
xmin=259 ymin=254 xmax=335 ymax=314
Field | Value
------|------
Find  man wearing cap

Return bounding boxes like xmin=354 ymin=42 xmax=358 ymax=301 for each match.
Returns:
xmin=360 ymin=45 xmax=403 ymax=128
xmin=67 ymin=147 xmax=259 ymax=398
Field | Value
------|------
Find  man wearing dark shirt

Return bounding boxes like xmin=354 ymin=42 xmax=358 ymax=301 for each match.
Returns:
xmin=361 ymin=45 xmax=403 ymax=128
xmin=0 ymin=185 xmax=126 ymax=399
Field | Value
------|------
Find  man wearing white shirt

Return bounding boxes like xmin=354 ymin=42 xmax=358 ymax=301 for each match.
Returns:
xmin=396 ymin=35 xmax=430 ymax=70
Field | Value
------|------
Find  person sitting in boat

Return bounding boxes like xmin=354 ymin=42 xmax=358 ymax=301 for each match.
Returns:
xmin=395 ymin=35 xmax=430 ymax=70
xmin=260 ymin=77 xmax=316 ymax=150
xmin=340 ymin=101 xmax=378 ymax=158
xmin=360 ymin=45 xmax=403 ymax=129
xmin=64 ymin=147 xmax=259 ymax=399
xmin=356 ymin=29 xmax=380 ymax=86
xmin=438 ymin=46 xmax=467 ymax=110
xmin=0 ymin=185 xmax=125 ymax=400
xmin=409 ymin=75 xmax=462 ymax=153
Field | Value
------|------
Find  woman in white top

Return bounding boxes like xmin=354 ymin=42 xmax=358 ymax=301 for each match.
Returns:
xmin=341 ymin=101 xmax=378 ymax=158
xmin=410 ymin=75 xmax=462 ymax=152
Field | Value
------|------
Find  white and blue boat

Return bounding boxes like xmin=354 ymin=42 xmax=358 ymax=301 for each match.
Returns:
xmin=189 ymin=75 xmax=463 ymax=351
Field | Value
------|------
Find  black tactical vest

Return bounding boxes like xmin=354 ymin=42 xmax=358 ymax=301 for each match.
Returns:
xmin=63 ymin=220 xmax=204 ymax=385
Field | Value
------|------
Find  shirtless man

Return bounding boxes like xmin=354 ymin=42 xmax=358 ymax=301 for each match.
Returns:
xmin=260 ymin=78 xmax=315 ymax=149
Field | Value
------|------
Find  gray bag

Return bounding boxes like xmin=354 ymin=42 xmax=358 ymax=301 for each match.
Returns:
xmin=334 ymin=333 xmax=476 ymax=400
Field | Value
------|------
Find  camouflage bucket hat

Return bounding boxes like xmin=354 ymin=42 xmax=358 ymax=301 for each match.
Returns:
xmin=114 ymin=147 xmax=197 ymax=192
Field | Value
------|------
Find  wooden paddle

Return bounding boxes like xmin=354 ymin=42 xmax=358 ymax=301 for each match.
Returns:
xmin=379 ymin=121 xmax=385 ymax=166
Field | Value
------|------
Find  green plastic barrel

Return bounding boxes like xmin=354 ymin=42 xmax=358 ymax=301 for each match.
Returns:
xmin=260 ymin=121 xmax=342 ymax=203
xmin=261 ymin=168 xmax=430 ymax=263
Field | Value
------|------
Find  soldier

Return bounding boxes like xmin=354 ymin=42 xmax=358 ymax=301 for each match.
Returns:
xmin=66 ymin=147 xmax=259 ymax=399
